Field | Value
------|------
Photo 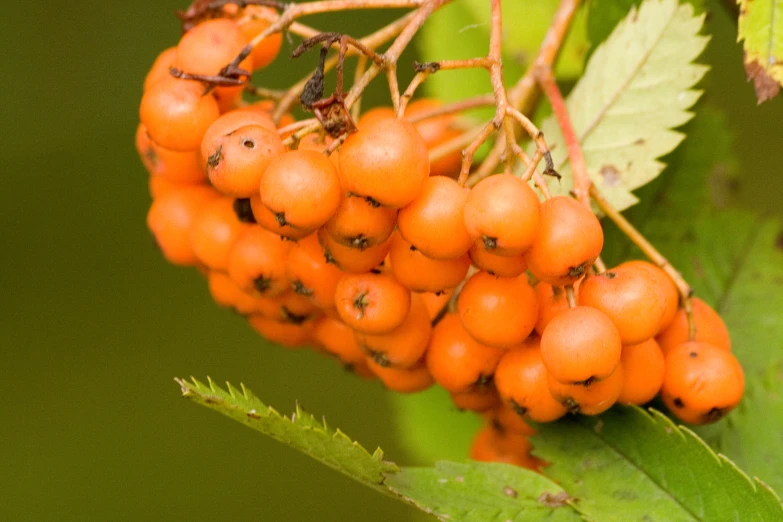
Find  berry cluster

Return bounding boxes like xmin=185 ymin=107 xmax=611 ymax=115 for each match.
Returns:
xmin=136 ymin=5 xmax=744 ymax=471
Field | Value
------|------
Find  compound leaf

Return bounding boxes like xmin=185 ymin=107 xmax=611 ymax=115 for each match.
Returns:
xmin=539 ymin=0 xmax=708 ymax=211
xmin=737 ymin=0 xmax=783 ymax=103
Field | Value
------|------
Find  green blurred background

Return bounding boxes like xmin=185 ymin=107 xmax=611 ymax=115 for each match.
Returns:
xmin=1 ymin=0 xmax=780 ymax=520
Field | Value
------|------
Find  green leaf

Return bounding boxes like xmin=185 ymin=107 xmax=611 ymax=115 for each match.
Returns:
xmin=418 ymin=0 xmax=588 ymax=111
xmin=738 ymin=0 xmax=783 ymax=103
xmin=533 ymin=407 xmax=783 ymax=521
xmin=586 ymin=0 xmax=705 ymax=57
xmin=175 ymin=377 xmax=399 ymax=491
xmin=600 ymin=105 xmax=783 ymax=493
xmin=538 ymin=0 xmax=709 ymax=212
xmin=385 ymin=461 xmax=582 ymax=522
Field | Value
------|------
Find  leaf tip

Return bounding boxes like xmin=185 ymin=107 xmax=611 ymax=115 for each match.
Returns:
xmin=744 ymin=56 xmax=781 ymax=104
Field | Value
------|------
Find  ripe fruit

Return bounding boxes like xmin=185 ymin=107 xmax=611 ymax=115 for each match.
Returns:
xmin=207 ymin=270 xmax=269 ymax=316
xmin=338 ymin=116 xmax=430 ymax=208
xmin=238 ymin=6 xmax=284 ymax=70
xmin=547 ymin=363 xmax=624 ymax=415
xmin=404 ymin=99 xmax=463 ymax=178
xmin=426 ymin=313 xmax=505 ymax=393
xmin=324 ymin=195 xmax=397 ymax=250
xmin=366 ymin=358 xmax=433 ymax=393
xmin=146 ymin=185 xmax=219 ymax=266
xmin=661 ymin=341 xmax=744 ymax=424
xmin=140 ymin=77 xmax=220 ymax=151
xmin=618 ymin=260 xmax=678 ymax=330
xmin=468 ymin=244 xmax=527 ymax=277
xmin=534 ymin=282 xmax=573 ymax=336
xmin=469 ymin=423 xmax=541 ymax=470
xmin=485 ymin=403 xmax=537 ymax=436
xmin=397 ymin=176 xmax=473 ymax=259
xmin=617 ymin=338 xmax=665 ymax=405
xmin=248 ymin=314 xmax=313 ymax=348
xmin=227 ymin=226 xmax=291 ymax=296
xmin=136 ymin=123 xmax=207 ymax=184
xmin=388 ymin=234 xmax=470 ymax=294
xmin=457 ymin=271 xmax=538 ymax=348
xmin=493 ymin=338 xmax=568 ymax=423
xmin=450 ymin=387 xmax=502 ymax=412
xmin=318 ymin=227 xmax=392 ymax=273
xmin=203 ymin=123 xmax=285 ymax=197
xmin=526 ymin=196 xmax=604 ymax=286
xmin=258 ymin=150 xmax=342 ymax=234
xmin=334 ymin=272 xmax=412 ymax=334
xmin=540 ymin=306 xmax=622 ymax=384
xmin=312 ymin=316 xmax=366 ymax=366
xmin=578 ymin=264 xmax=666 ymax=344
xmin=420 ymin=291 xmax=451 ymax=320
xmin=190 ymin=197 xmax=250 ymax=270
xmin=144 ymin=47 xmax=178 ymax=92
xmin=464 ymin=174 xmax=540 ymax=256
xmin=656 ymin=297 xmax=731 ymax=355
xmin=285 ymin=234 xmax=343 ymax=309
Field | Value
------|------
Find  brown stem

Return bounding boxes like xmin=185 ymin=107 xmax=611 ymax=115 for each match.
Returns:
xmin=589 ymin=185 xmax=695 ymax=339
xmin=565 ymin=285 xmax=577 ymax=308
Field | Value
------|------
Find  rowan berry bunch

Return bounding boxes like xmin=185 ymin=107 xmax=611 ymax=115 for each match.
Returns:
xmin=136 ymin=0 xmax=745 ymax=472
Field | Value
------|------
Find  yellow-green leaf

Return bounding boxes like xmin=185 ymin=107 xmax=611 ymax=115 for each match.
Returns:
xmin=738 ymin=0 xmax=783 ymax=103
xmin=537 ymin=0 xmax=708 ymax=212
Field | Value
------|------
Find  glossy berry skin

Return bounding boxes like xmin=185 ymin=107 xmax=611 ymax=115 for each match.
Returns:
xmin=468 ymin=244 xmax=527 ymax=278
xmin=526 ymin=196 xmax=604 ymax=286
xmin=656 ymin=298 xmax=731 ymax=355
xmin=450 ymin=387 xmax=502 ymax=413
xmin=324 ymin=195 xmax=397 ymax=251
xmin=146 ymin=185 xmax=219 ymax=266
xmin=457 ymin=271 xmax=538 ymax=348
xmin=540 ymin=306 xmax=622 ymax=384
xmin=250 ymin=196 xmax=313 ymax=241
xmin=285 ymin=234 xmax=343 ymax=310
xmin=547 ymin=363 xmax=624 ymax=416
xmin=388 ymin=234 xmax=470 ymax=294
xmin=426 ymin=313 xmax=505 ymax=393
xmin=135 ymin=123 xmax=207 ymax=184
xmin=338 ymin=117 xmax=430 ymax=208
xmin=203 ymin=123 xmax=285 ymax=197
xmin=618 ymin=260 xmax=678 ymax=331
xmin=334 ymin=272 xmax=412 ymax=335
xmin=140 ymin=77 xmax=220 ymax=151
xmin=463 ymin=174 xmax=541 ymax=256
xmin=143 ymin=47 xmax=178 ymax=92
xmin=494 ymin=338 xmax=568 ymax=423
xmin=311 ymin=316 xmax=366 ymax=366
xmin=617 ymin=338 xmax=665 ymax=405
xmin=190 ymin=197 xmax=250 ymax=271
xmin=366 ymin=358 xmax=433 ymax=393
xmin=661 ymin=341 xmax=744 ymax=425
xmin=227 ymin=226 xmax=291 ymax=297
xmin=397 ymin=176 xmax=473 ymax=260
xmin=258 ymin=150 xmax=342 ymax=234
xmin=469 ymin=424 xmax=541 ymax=470
xmin=317 ymin=227 xmax=392 ymax=273
xmin=578 ymin=264 xmax=666 ymax=345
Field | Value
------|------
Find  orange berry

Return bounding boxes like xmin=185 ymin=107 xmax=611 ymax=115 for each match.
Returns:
xmin=404 ymin=99 xmax=462 ymax=178
xmin=339 ymin=117 xmax=429 ymax=208
xmin=547 ymin=363 xmax=624 ymax=415
xmin=485 ymin=403 xmax=537 ymax=436
xmin=540 ymin=306 xmax=621 ymax=384
xmin=201 ymin=110 xmax=277 ymax=154
xmin=494 ymin=338 xmax=568 ymax=423
xmin=318 ymin=227 xmax=392 ymax=273
xmin=618 ymin=260 xmax=679 ymax=331
xmin=420 ymin=290 xmax=451 ymax=321
xmin=146 ymin=185 xmax=219 ymax=266
xmin=190 ymin=197 xmax=250 ymax=270
xmin=274 ymin=290 xmax=321 ymax=324
xmin=354 ymin=294 xmax=432 ymax=368
xmin=238 ymin=6 xmax=283 ymax=70
xmin=148 ymin=175 xmax=206 ymax=199
xmin=366 ymin=358 xmax=433 ymax=393
xmin=324 ymin=195 xmax=397 ymax=250
xmin=534 ymin=282 xmax=573 ymax=336
xmin=248 ymin=314 xmax=313 ymax=348
xmin=143 ymin=47 xmax=178 ymax=92
xmin=136 ymin=123 xmax=207 ymax=184
xmin=397 ymin=176 xmax=473 ymax=259
xmin=207 ymin=270 xmax=269 ymax=315
xmin=578 ymin=264 xmax=666 ymax=344
xmin=249 ymin=196 xmax=312 ymax=240
xmin=469 ymin=423 xmax=541 ymax=470
xmin=450 ymin=387 xmax=502 ymax=412
xmin=468 ymin=243 xmax=527 ymax=277
xmin=203 ymin=123 xmax=285 ymax=197
xmin=334 ymin=272 xmax=411 ymax=334
xmin=526 ymin=196 xmax=604 ymax=286
xmin=312 ymin=316 xmax=366 ymax=365
xmin=285 ymin=234 xmax=343 ymax=309
xmin=457 ymin=271 xmax=538 ymax=348
xmin=140 ymin=77 xmax=220 ymax=151
xmin=356 ymin=107 xmax=395 ymax=128
xmin=426 ymin=313 xmax=505 ymax=393
xmin=656 ymin=297 xmax=731 ymax=355
xmin=227 ymin=226 xmax=292 ymax=297
xmin=258 ymin=150 xmax=342 ymax=234
xmin=661 ymin=341 xmax=744 ymax=424
xmin=617 ymin=338 xmax=665 ymax=405
xmin=389 ymin=234 xmax=470 ymax=293
xmin=464 ymin=174 xmax=540 ymax=256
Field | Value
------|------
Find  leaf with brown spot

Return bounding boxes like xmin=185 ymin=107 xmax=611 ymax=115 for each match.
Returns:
xmin=738 ymin=0 xmax=783 ymax=103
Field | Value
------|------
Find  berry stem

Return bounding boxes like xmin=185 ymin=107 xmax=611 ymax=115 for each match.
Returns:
xmin=589 ymin=184 xmax=696 ymax=340
xmin=564 ymin=285 xmax=577 ymax=308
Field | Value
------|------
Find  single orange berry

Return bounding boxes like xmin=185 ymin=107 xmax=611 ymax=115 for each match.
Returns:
xmin=661 ymin=341 xmax=744 ymax=424
xmin=534 ymin=282 xmax=574 ymax=336
xmin=190 ymin=197 xmax=250 ymax=271
xmin=388 ymin=234 xmax=470 ymax=294
xmin=285 ymin=234 xmax=343 ymax=310
xmin=324 ymin=195 xmax=397 ymax=251
xmin=206 ymin=270 xmax=269 ymax=316
xmin=484 ymin=403 xmax=537 ymax=436
xmin=136 ymin=123 xmax=207 ymax=184
xmin=469 ymin=423 xmax=542 ymax=470
xmin=464 ymin=174 xmax=541 ymax=256
xmin=450 ymin=387 xmax=502 ymax=413
xmin=656 ymin=297 xmax=731 ymax=355
xmin=618 ymin=260 xmax=679 ymax=331
xmin=249 ymin=196 xmax=312 ymax=240
xmin=457 ymin=271 xmax=538 ymax=348
xmin=397 ymin=176 xmax=473 ymax=259
xmin=227 ymin=226 xmax=292 ymax=297
xmin=312 ymin=316 xmax=366 ymax=366
xmin=617 ymin=338 xmax=665 ymax=405
xmin=404 ymin=98 xmax=463 ymax=178
xmin=143 ymin=47 xmax=178 ymax=92
xmin=468 ymin=243 xmax=527 ymax=277
xmin=248 ymin=314 xmax=314 ymax=348
xmin=526 ymin=196 xmax=604 ymax=286
xmin=540 ymin=306 xmax=621 ymax=384
xmin=334 ymin=272 xmax=411 ymax=334
xmin=148 ymin=176 xmax=206 ymax=199
xmin=318 ymin=227 xmax=392 ymax=273
xmin=366 ymin=357 xmax=434 ymax=393
xmin=547 ymin=363 xmax=624 ymax=416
